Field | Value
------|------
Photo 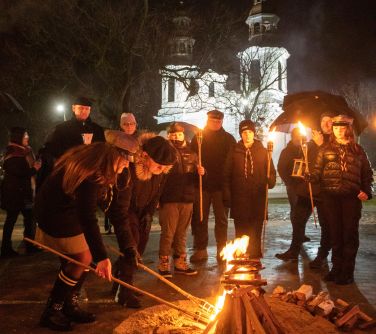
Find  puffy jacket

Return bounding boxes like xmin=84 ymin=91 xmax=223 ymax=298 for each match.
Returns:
xmin=311 ymin=142 xmax=373 ymax=198
xmin=160 ymin=142 xmax=198 ymax=204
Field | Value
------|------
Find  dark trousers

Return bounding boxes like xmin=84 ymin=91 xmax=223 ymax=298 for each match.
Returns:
xmin=128 ymin=212 xmax=152 ymax=256
xmin=191 ymin=190 xmax=229 ymax=251
xmin=1 ymin=208 xmax=35 ymax=252
xmin=289 ymin=196 xmax=331 ymax=257
xmin=234 ymin=219 xmax=263 ymax=258
xmin=323 ymin=194 xmax=362 ymax=278
xmin=286 ymin=186 xmax=298 ymax=222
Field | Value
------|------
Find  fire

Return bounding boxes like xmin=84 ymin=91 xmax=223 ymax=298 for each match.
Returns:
xmin=220 ymin=235 xmax=250 ymax=271
xmin=210 ymin=290 xmax=227 ymax=321
xmin=297 ymin=121 xmax=307 ymax=136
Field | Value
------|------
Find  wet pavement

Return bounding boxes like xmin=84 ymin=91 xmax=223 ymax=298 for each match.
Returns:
xmin=0 ymin=200 xmax=375 ymax=334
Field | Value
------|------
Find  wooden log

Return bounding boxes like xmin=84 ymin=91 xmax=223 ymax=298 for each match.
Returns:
xmin=231 ymin=295 xmax=244 ymax=334
xmin=306 ymin=291 xmax=329 ymax=313
xmin=215 ymin=294 xmax=233 ymax=334
xmin=241 ymin=294 xmax=267 ymax=334
xmin=342 ymin=314 xmax=359 ymax=332
xmin=295 ymin=284 xmax=313 ymax=301
xmin=315 ymin=300 xmax=335 ymax=316
xmin=336 ymin=298 xmax=373 ymax=322
xmin=335 ymin=305 xmax=360 ymax=327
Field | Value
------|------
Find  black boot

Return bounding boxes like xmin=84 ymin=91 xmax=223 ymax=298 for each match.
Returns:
xmin=63 ymin=270 xmax=96 ymax=323
xmin=40 ymin=273 xmax=75 ymax=331
xmin=309 ymin=255 xmax=327 ymax=269
xmin=275 ymin=249 xmax=299 ymax=261
xmin=116 ymin=286 xmax=141 ymax=309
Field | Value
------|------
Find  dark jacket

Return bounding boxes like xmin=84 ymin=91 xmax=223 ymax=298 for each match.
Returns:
xmin=128 ymin=163 xmax=167 ymax=219
xmin=35 ymin=170 xmax=134 ymax=262
xmin=44 ymin=117 xmax=105 ymax=159
xmin=160 ymin=141 xmax=198 ymax=204
xmin=223 ymin=140 xmax=276 ymax=221
xmin=277 ymin=141 xmax=303 ymax=189
xmin=311 ymin=141 xmax=373 ymax=199
xmin=191 ymin=127 xmax=235 ymax=192
xmin=1 ymin=144 xmax=37 ymax=211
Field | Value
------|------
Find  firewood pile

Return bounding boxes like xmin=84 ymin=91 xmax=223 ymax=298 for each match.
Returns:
xmin=205 ymin=286 xmax=285 ymax=334
xmin=272 ymin=284 xmax=375 ymax=332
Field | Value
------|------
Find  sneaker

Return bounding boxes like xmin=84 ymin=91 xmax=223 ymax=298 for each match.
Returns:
xmin=309 ymin=256 xmax=327 ymax=269
xmin=158 ymin=256 xmax=172 ymax=278
xmin=174 ymin=255 xmax=198 ymax=275
xmin=275 ymin=250 xmax=298 ymax=261
xmin=189 ymin=249 xmax=208 ymax=262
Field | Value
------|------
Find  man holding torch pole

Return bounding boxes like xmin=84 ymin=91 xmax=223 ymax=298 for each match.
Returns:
xmin=190 ymin=110 xmax=236 ymax=263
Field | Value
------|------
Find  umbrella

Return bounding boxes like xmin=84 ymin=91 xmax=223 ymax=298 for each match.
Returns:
xmin=270 ymin=90 xmax=368 ymax=134
xmin=0 ymin=92 xmax=25 ymax=113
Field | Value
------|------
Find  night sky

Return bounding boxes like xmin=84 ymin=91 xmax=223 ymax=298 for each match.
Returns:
xmin=271 ymin=0 xmax=376 ymax=92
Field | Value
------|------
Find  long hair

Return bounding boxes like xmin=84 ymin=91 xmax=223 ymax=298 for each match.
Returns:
xmin=330 ymin=124 xmax=360 ymax=153
xmin=52 ymin=142 xmax=121 ymax=195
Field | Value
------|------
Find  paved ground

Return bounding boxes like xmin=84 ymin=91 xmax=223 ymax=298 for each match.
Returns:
xmin=0 ymin=200 xmax=375 ymax=334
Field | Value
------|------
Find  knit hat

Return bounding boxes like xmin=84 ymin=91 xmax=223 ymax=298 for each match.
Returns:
xmin=167 ymin=122 xmax=185 ymax=133
xmin=332 ymin=114 xmax=354 ymax=126
xmin=142 ymin=136 xmax=177 ymax=166
xmin=120 ymin=113 xmax=137 ymax=125
xmin=207 ymin=109 xmax=224 ymax=120
xmin=105 ymin=130 xmax=139 ymax=161
xmin=239 ymin=120 xmax=256 ymax=136
xmin=72 ymin=96 xmax=93 ymax=107
xmin=9 ymin=127 xmax=27 ymax=145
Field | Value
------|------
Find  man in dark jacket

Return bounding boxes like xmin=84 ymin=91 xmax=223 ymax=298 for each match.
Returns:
xmin=275 ymin=113 xmax=333 ymax=264
xmin=277 ymin=127 xmax=303 ymax=223
xmin=38 ymin=97 xmax=105 ymax=188
xmin=190 ymin=110 xmax=236 ymax=263
xmin=157 ymin=122 xmax=204 ymax=277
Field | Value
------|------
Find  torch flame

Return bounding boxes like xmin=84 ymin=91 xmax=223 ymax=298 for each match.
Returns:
xmin=267 ymin=127 xmax=276 ymax=142
xmin=210 ymin=291 xmax=227 ymax=321
xmin=297 ymin=121 xmax=307 ymax=136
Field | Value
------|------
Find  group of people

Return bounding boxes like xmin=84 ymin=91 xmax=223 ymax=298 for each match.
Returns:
xmin=0 ymin=97 xmax=373 ymax=332
xmin=275 ymin=113 xmax=373 ymax=286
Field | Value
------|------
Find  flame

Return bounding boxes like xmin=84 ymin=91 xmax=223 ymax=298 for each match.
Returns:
xmin=220 ymin=235 xmax=249 ymax=271
xmin=267 ymin=127 xmax=276 ymax=142
xmin=297 ymin=121 xmax=307 ymax=136
xmin=210 ymin=290 xmax=227 ymax=321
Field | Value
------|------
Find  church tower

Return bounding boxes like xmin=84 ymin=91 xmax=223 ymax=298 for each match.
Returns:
xmin=237 ymin=0 xmax=290 ymax=130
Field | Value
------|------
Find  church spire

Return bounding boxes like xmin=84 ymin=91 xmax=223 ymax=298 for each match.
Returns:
xmin=246 ymin=0 xmax=279 ymax=46
xmin=168 ymin=1 xmax=195 ymax=65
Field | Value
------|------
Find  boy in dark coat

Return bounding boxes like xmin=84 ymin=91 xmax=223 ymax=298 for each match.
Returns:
xmin=223 ymin=120 xmax=276 ymax=259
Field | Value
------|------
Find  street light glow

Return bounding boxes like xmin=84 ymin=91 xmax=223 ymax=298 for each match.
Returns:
xmin=56 ymin=104 xmax=65 ymax=113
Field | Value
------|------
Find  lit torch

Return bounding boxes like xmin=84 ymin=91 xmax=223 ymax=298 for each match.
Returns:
xmin=297 ymin=121 xmax=317 ymax=227
xmin=262 ymin=128 xmax=275 ymax=256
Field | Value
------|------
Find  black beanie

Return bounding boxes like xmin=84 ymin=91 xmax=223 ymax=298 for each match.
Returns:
xmin=239 ymin=120 xmax=256 ymax=136
xmin=9 ymin=127 xmax=27 ymax=145
xmin=143 ymin=136 xmax=177 ymax=166
xmin=72 ymin=96 xmax=93 ymax=107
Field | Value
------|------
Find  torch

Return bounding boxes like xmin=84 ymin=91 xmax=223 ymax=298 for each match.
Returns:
xmin=197 ymin=127 xmax=204 ymax=223
xmin=297 ymin=122 xmax=317 ymax=228
xmin=262 ymin=128 xmax=275 ymax=256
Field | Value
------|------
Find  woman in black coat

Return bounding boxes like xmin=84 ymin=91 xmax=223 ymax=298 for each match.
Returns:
xmin=223 ymin=120 xmax=276 ymax=259
xmin=0 ymin=127 xmax=41 ymax=257
xmin=34 ymin=132 xmax=138 ymax=331
xmin=310 ymin=115 xmax=373 ymax=285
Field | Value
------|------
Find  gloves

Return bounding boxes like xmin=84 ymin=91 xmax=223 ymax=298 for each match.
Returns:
xmin=121 ymin=247 xmax=139 ymax=269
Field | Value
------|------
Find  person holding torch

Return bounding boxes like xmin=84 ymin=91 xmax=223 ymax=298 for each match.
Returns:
xmin=223 ymin=120 xmax=276 ymax=259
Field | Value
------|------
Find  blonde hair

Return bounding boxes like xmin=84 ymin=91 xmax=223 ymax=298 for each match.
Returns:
xmin=52 ymin=143 xmax=122 ymax=195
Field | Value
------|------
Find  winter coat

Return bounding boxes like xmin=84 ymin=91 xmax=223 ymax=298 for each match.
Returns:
xmin=223 ymin=140 xmax=276 ymax=221
xmin=160 ymin=141 xmax=198 ymax=204
xmin=1 ymin=143 xmax=37 ymax=211
xmin=44 ymin=117 xmax=105 ymax=159
xmin=311 ymin=141 xmax=373 ymax=199
xmin=35 ymin=170 xmax=134 ymax=262
xmin=277 ymin=141 xmax=303 ymax=189
xmin=191 ymin=127 xmax=236 ymax=192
